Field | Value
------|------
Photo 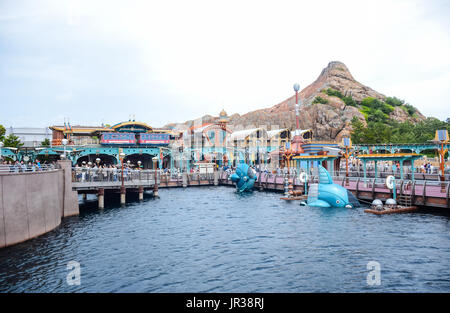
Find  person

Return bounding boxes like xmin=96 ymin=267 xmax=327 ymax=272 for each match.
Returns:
xmin=113 ymin=165 xmax=118 ymax=181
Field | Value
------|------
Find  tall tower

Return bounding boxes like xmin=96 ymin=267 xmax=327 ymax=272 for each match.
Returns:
xmin=290 ymin=84 xmax=304 ymax=155
xmin=217 ymin=109 xmax=229 ymax=130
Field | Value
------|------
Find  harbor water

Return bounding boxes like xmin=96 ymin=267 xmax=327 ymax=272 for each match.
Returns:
xmin=0 ymin=186 xmax=449 ymax=292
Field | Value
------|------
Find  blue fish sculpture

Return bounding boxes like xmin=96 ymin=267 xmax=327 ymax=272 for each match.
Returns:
xmin=307 ymin=166 xmax=359 ymax=208
xmin=230 ymin=163 xmax=257 ymax=192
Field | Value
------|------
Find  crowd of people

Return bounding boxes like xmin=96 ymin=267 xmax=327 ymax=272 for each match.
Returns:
xmin=342 ymin=158 xmax=450 ymax=175
xmin=0 ymin=160 xmax=55 ymax=173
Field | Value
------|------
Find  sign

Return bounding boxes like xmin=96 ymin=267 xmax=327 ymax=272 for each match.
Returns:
xmin=436 ymin=130 xmax=449 ymax=142
xmin=343 ymin=137 xmax=352 ymax=148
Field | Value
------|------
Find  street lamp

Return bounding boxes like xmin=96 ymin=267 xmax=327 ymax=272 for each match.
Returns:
xmin=119 ymin=151 xmax=126 ymax=204
xmin=119 ymin=152 xmax=126 ymax=187
xmin=62 ymin=138 xmax=68 ymax=159
xmin=0 ymin=141 xmax=3 ymax=162
xmin=293 ymin=83 xmax=301 ymax=130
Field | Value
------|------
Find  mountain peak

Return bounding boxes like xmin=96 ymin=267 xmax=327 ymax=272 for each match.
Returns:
xmin=320 ymin=61 xmax=354 ymax=81
xmin=299 ymin=60 xmax=383 ymax=104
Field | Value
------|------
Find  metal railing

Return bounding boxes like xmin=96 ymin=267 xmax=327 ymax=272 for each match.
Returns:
xmin=0 ymin=163 xmax=56 ymax=173
xmin=331 ymin=176 xmax=450 ymax=196
xmin=336 ymin=170 xmax=449 ymax=181
xmin=72 ymin=167 xmax=156 ymax=183
xmin=71 ymin=168 xmax=216 ymax=184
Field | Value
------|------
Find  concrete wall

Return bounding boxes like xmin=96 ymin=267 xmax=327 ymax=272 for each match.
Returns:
xmin=0 ymin=164 xmax=79 ymax=248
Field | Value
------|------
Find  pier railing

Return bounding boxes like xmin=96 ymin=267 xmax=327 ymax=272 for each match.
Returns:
xmin=71 ymin=168 xmax=217 ymax=187
xmin=0 ymin=163 xmax=56 ymax=174
xmin=72 ymin=167 xmax=157 ymax=183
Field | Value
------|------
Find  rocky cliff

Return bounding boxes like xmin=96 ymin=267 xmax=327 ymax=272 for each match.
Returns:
xmin=169 ymin=61 xmax=425 ymax=141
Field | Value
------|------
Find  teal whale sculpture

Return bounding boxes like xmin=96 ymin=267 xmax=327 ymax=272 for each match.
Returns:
xmin=307 ymin=166 xmax=359 ymax=208
xmin=230 ymin=163 xmax=257 ymax=192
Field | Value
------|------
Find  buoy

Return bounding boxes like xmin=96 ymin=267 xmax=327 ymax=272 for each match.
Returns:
xmin=385 ymin=198 xmax=397 ymax=209
xmin=371 ymin=199 xmax=383 ymax=210
xmin=386 ymin=175 xmax=395 ymax=190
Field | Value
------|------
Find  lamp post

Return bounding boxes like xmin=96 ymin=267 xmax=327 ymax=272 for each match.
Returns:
xmin=342 ymin=137 xmax=352 ymax=186
xmin=152 ymin=156 xmax=159 ymax=197
xmin=0 ymin=141 xmax=3 ymax=162
xmin=293 ymin=83 xmax=300 ymax=130
xmin=119 ymin=152 xmax=126 ymax=204
xmin=62 ymin=138 xmax=68 ymax=160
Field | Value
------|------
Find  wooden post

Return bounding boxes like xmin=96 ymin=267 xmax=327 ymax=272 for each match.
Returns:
xmin=98 ymin=188 xmax=104 ymax=209
xmin=120 ymin=186 xmax=126 ymax=205
xmin=138 ymin=186 xmax=144 ymax=201
xmin=153 ymin=159 xmax=159 ymax=198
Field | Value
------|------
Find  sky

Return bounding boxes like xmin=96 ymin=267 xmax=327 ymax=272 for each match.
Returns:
xmin=1 ymin=0 xmax=450 ymax=128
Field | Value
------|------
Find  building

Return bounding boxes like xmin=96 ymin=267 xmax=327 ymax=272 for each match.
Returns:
xmin=49 ymin=125 xmax=112 ymax=146
xmin=5 ymin=127 xmax=52 ymax=148
xmin=179 ymin=110 xmax=232 ymax=165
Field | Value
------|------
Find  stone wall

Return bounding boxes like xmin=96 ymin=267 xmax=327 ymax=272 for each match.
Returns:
xmin=0 ymin=163 xmax=79 ymax=248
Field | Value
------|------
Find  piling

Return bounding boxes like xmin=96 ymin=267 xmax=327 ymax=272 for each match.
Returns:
xmin=98 ymin=188 xmax=104 ymax=209
xmin=120 ymin=186 xmax=126 ymax=204
xmin=138 ymin=186 xmax=144 ymax=201
xmin=214 ymin=170 xmax=219 ymax=186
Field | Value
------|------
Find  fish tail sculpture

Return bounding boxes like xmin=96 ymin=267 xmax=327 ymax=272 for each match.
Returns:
xmin=307 ymin=165 xmax=359 ymax=208
xmin=230 ymin=163 xmax=257 ymax=192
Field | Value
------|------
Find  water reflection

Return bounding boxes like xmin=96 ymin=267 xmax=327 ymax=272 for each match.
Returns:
xmin=0 ymin=186 xmax=449 ymax=292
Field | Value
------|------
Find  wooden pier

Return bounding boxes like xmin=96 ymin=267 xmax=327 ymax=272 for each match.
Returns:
xmin=72 ymin=169 xmax=450 ymax=209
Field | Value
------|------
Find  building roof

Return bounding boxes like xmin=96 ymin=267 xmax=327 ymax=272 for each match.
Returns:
xmin=292 ymin=155 xmax=339 ymax=161
xmin=267 ymin=129 xmax=290 ymax=140
xmin=291 ymin=129 xmax=312 ymax=137
xmin=6 ymin=127 xmax=51 ymax=135
xmin=228 ymin=128 xmax=268 ymax=141
xmin=110 ymin=121 xmax=153 ymax=132
xmin=49 ymin=125 xmax=112 ymax=133
xmin=357 ymin=153 xmax=423 ymax=161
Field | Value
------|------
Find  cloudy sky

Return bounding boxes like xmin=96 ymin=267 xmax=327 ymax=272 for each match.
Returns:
xmin=1 ymin=0 xmax=449 ymax=128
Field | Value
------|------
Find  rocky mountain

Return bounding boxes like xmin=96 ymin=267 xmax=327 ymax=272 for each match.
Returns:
xmin=169 ymin=61 xmax=425 ymax=141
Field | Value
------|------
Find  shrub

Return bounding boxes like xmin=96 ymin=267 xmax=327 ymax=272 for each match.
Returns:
xmin=312 ymin=96 xmax=328 ymax=104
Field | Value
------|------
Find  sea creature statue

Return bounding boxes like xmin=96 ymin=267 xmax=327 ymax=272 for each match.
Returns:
xmin=306 ymin=166 xmax=359 ymax=208
xmin=229 ymin=163 xmax=257 ymax=192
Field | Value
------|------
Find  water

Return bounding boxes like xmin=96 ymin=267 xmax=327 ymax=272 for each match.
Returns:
xmin=0 ymin=186 xmax=449 ymax=292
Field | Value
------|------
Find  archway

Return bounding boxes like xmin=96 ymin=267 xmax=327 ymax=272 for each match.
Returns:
xmin=123 ymin=153 xmax=156 ymax=169
xmin=76 ymin=154 xmax=118 ymax=166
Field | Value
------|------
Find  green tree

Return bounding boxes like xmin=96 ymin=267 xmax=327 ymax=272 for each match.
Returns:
xmin=403 ymin=104 xmax=416 ymax=116
xmin=342 ymin=96 xmax=357 ymax=107
xmin=3 ymin=134 xmax=23 ymax=148
xmin=312 ymin=96 xmax=328 ymax=104
xmin=350 ymin=117 xmax=365 ymax=144
xmin=0 ymin=124 xmax=5 ymax=141
xmin=385 ymin=96 xmax=404 ymax=107
xmin=41 ymin=138 xmax=51 ymax=147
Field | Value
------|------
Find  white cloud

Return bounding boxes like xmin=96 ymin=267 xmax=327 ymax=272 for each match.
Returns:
xmin=1 ymin=0 xmax=450 ymax=129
